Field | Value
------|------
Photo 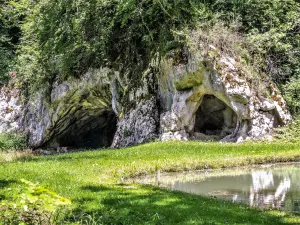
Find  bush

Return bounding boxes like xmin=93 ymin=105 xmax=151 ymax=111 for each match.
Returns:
xmin=274 ymin=116 xmax=300 ymax=142
xmin=0 ymin=0 xmax=21 ymax=83
xmin=211 ymin=0 xmax=300 ymax=84
xmin=0 ymin=132 xmax=27 ymax=150
xmin=16 ymin=0 xmax=212 ymax=93
xmin=1 ymin=0 xmax=298 ymax=97
xmin=283 ymin=78 xmax=300 ymax=115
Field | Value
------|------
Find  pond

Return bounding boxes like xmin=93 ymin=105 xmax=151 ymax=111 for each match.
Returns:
xmin=134 ymin=163 xmax=300 ymax=214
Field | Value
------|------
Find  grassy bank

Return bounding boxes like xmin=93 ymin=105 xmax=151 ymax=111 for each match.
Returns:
xmin=1 ymin=141 xmax=300 ymax=224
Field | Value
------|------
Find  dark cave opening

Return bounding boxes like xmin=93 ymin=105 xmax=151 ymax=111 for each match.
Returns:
xmin=56 ymin=110 xmax=117 ymax=149
xmin=194 ymin=95 xmax=237 ymax=140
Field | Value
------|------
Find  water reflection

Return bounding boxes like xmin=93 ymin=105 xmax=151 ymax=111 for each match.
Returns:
xmin=135 ymin=163 xmax=300 ymax=214
xmin=249 ymin=171 xmax=290 ymax=209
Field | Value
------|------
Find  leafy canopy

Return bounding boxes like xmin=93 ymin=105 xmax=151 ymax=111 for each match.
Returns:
xmin=1 ymin=0 xmax=299 ymax=99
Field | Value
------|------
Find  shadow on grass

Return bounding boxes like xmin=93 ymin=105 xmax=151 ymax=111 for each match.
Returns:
xmin=0 ymin=180 xmax=18 ymax=201
xmin=22 ymin=150 xmax=116 ymax=163
xmin=81 ymin=185 xmax=112 ymax=192
xmin=63 ymin=184 xmax=295 ymax=225
xmin=0 ymin=180 xmax=17 ymax=189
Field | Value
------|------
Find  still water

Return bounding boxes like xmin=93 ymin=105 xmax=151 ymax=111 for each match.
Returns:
xmin=135 ymin=163 xmax=300 ymax=214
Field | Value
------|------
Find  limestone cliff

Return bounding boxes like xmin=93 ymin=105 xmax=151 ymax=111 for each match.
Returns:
xmin=0 ymin=46 xmax=292 ymax=149
xmin=158 ymin=52 xmax=291 ymax=143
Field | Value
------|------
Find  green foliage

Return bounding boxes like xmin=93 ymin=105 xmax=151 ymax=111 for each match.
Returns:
xmin=0 ymin=132 xmax=27 ymax=150
xmin=282 ymin=78 xmax=300 ymax=114
xmin=16 ymin=0 xmax=212 ymax=92
xmin=0 ymin=179 xmax=71 ymax=224
xmin=13 ymin=0 xmax=298 ymax=91
xmin=0 ymin=0 xmax=23 ymax=83
xmin=0 ymin=3 xmax=13 ymax=82
xmin=274 ymin=116 xmax=300 ymax=142
xmin=195 ymin=0 xmax=300 ymax=84
xmin=0 ymin=34 xmax=12 ymax=83
xmin=240 ymin=0 xmax=300 ymax=84
xmin=1 ymin=0 xmax=298 ymax=106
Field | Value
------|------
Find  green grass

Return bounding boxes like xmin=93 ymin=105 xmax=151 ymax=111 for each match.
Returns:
xmin=1 ymin=141 xmax=300 ymax=224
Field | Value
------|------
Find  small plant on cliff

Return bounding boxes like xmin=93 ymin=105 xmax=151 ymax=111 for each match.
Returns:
xmin=0 ymin=132 xmax=27 ymax=150
xmin=274 ymin=116 xmax=300 ymax=142
xmin=283 ymin=78 xmax=300 ymax=115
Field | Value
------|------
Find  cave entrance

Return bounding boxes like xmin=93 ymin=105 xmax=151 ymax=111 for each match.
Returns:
xmin=194 ymin=95 xmax=237 ymax=141
xmin=56 ymin=110 xmax=117 ymax=149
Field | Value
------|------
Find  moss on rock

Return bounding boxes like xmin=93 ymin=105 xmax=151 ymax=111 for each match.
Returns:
xmin=44 ymin=83 xmax=113 ymax=148
xmin=174 ymin=67 xmax=206 ymax=91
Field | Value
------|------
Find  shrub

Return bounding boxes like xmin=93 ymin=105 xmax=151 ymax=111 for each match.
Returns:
xmin=274 ymin=116 xmax=300 ymax=142
xmin=0 ymin=0 xmax=21 ymax=83
xmin=283 ymin=78 xmax=300 ymax=115
xmin=1 ymin=0 xmax=297 ymax=100
xmin=0 ymin=132 xmax=27 ymax=150
xmin=211 ymin=0 xmax=300 ymax=84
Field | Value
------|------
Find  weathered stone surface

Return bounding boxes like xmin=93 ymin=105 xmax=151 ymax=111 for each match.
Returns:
xmin=0 ymin=86 xmax=23 ymax=133
xmin=158 ymin=51 xmax=292 ymax=143
xmin=22 ymin=68 xmax=115 ymax=148
xmin=160 ymin=112 xmax=181 ymax=133
xmin=23 ymin=91 xmax=51 ymax=147
xmin=160 ymin=130 xmax=189 ymax=142
xmin=260 ymin=99 xmax=276 ymax=112
xmin=247 ymin=112 xmax=275 ymax=139
xmin=0 ymin=47 xmax=293 ymax=148
xmin=111 ymin=97 xmax=159 ymax=148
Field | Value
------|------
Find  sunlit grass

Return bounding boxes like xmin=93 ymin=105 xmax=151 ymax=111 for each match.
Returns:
xmin=1 ymin=141 xmax=300 ymax=224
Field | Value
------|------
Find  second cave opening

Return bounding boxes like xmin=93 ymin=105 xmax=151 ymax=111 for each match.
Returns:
xmin=194 ymin=95 xmax=237 ymax=140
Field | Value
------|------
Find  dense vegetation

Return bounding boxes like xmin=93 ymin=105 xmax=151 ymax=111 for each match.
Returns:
xmin=0 ymin=0 xmax=20 ymax=82
xmin=0 ymin=0 xmax=299 ymax=112
xmin=0 ymin=132 xmax=27 ymax=150
xmin=1 ymin=142 xmax=300 ymax=224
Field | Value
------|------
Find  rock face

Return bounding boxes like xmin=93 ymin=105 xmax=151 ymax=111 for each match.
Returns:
xmin=158 ymin=52 xmax=291 ymax=143
xmin=0 ymin=85 xmax=23 ymax=133
xmin=0 ymin=48 xmax=292 ymax=149
xmin=110 ymin=68 xmax=160 ymax=148
xmin=22 ymin=68 xmax=117 ymax=148
xmin=111 ymin=97 xmax=159 ymax=148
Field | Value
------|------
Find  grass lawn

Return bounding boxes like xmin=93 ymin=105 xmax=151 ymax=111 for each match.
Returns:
xmin=1 ymin=141 xmax=300 ymax=224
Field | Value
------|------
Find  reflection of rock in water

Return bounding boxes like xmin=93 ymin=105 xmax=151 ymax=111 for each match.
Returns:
xmin=252 ymin=171 xmax=274 ymax=191
xmin=246 ymin=171 xmax=291 ymax=209
xmin=274 ymin=177 xmax=291 ymax=208
xmin=136 ymin=164 xmax=300 ymax=214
